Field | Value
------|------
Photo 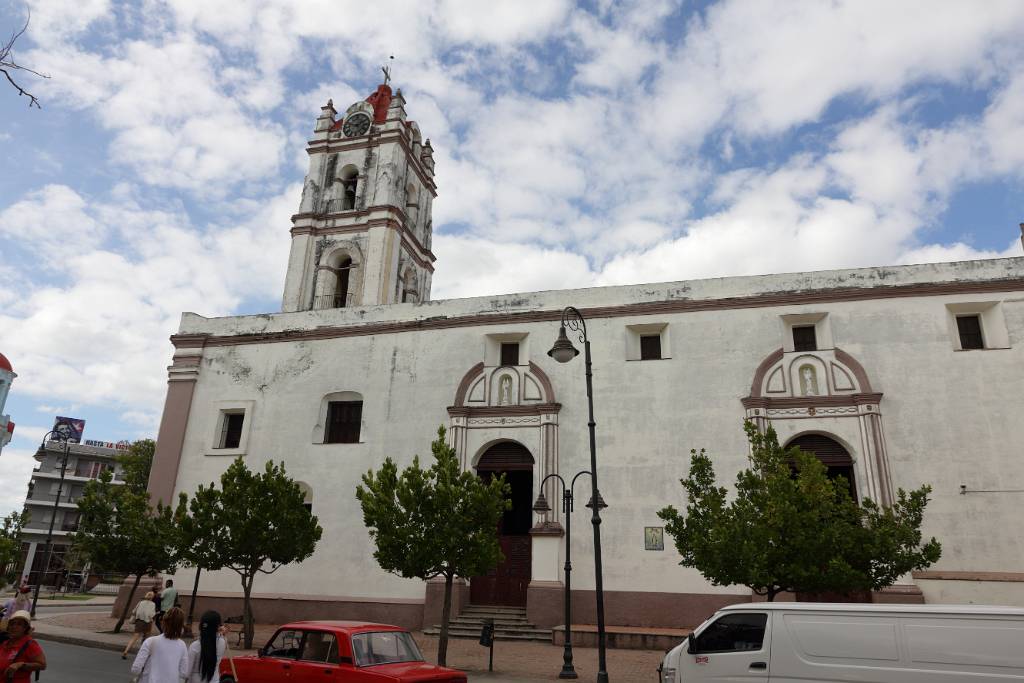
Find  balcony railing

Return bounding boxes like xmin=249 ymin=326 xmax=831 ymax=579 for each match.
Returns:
xmin=313 ymin=293 xmax=355 ymax=310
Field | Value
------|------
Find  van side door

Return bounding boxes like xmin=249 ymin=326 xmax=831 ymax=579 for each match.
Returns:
xmin=681 ymin=611 xmax=771 ymax=681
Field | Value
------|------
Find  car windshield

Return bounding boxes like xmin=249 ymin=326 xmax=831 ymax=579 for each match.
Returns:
xmin=350 ymin=631 xmax=424 ymax=667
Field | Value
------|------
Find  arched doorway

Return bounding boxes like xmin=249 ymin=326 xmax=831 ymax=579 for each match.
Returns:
xmin=787 ymin=433 xmax=869 ymax=602
xmin=472 ymin=441 xmax=533 ymax=606
xmin=787 ymin=433 xmax=857 ymax=500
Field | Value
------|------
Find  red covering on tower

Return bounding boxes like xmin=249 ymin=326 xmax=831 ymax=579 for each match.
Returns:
xmin=364 ymin=84 xmax=392 ymax=123
xmin=329 ymin=83 xmax=393 ymax=132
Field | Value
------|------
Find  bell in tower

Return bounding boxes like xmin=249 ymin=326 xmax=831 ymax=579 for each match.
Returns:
xmin=282 ymin=76 xmax=437 ymax=312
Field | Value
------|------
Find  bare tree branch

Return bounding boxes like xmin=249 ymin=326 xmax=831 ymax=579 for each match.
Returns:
xmin=1 ymin=8 xmax=50 ymax=109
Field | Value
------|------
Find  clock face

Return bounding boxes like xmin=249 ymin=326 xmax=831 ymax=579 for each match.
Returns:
xmin=342 ymin=112 xmax=371 ymax=137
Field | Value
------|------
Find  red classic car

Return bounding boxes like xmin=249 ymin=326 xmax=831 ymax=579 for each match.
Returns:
xmin=219 ymin=621 xmax=467 ymax=683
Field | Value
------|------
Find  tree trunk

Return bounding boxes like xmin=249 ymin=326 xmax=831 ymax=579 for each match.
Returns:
xmin=437 ymin=573 xmax=453 ymax=667
xmin=242 ymin=574 xmax=255 ymax=650
xmin=186 ymin=569 xmax=201 ymax=626
xmin=114 ymin=573 xmax=143 ymax=633
xmin=767 ymin=588 xmax=778 ymax=602
xmin=185 ymin=567 xmax=202 ymax=636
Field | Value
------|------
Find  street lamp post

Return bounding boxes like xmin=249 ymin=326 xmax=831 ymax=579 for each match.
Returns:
xmin=30 ymin=429 xmax=73 ymax=617
xmin=548 ymin=306 xmax=610 ymax=683
xmin=533 ymin=471 xmax=607 ymax=680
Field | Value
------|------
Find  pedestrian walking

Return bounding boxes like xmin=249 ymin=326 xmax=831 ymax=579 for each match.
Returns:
xmin=0 ymin=610 xmax=47 ymax=682
xmin=154 ymin=579 xmax=177 ymax=634
xmin=131 ymin=606 xmax=188 ymax=683
xmin=1 ymin=588 xmax=30 ymax=630
xmin=122 ymin=591 xmax=157 ymax=659
xmin=187 ymin=611 xmax=226 ymax=683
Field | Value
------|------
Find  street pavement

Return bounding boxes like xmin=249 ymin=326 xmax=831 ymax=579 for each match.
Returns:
xmin=34 ymin=641 xmax=134 ymax=682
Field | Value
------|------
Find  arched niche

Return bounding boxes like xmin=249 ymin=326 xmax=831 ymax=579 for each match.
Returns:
xmin=314 ymin=241 xmax=364 ymax=309
xmin=743 ymin=347 xmax=892 ymax=505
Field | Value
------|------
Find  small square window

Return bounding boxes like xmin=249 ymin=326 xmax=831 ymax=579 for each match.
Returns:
xmin=792 ymin=325 xmax=817 ymax=352
xmin=956 ymin=315 xmax=984 ymax=350
xmin=218 ymin=412 xmax=245 ymax=449
xmin=640 ymin=335 xmax=662 ymax=360
xmin=500 ymin=343 xmax=520 ymax=366
xmin=326 ymin=401 xmax=362 ymax=444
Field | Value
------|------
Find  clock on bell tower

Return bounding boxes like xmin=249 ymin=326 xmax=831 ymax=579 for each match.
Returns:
xmin=281 ymin=79 xmax=437 ymax=312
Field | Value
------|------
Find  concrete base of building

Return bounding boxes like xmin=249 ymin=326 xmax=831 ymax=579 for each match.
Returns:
xmin=423 ymin=576 xmax=469 ymax=628
xmin=552 ymin=624 xmax=691 ymax=651
xmin=112 ymin=578 xmax=425 ymax=631
xmin=526 ymin=581 xmax=750 ymax=630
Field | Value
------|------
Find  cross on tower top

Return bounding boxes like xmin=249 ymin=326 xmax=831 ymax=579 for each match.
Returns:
xmin=382 ymin=56 xmax=394 ymax=86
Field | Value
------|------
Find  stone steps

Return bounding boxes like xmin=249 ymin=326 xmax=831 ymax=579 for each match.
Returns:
xmin=423 ymin=604 xmax=551 ymax=643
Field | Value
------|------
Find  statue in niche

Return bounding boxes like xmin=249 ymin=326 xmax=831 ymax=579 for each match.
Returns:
xmin=498 ymin=375 xmax=514 ymax=406
xmin=799 ymin=365 xmax=819 ymax=396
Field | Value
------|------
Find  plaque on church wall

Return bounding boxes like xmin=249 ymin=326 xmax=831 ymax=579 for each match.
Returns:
xmin=644 ymin=526 xmax=664 ymax=551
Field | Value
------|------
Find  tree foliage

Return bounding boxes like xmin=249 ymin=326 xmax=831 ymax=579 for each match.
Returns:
xmin=116 ymin=438 xmax=156 ymax=494
xmin=658 ymin=422 xmax=941 ymax=601
xmin=174 ymin=483 xmax=227 ymax=627
xmin=74 ymin=471 xmax=178 ymax=631
xmin=0 ymin=510 xmax=29 ymax=585
xmin=356 ymin=426 xmax=510 ymax=666
xmin=212 ymin=458 xmax=322 ymax=649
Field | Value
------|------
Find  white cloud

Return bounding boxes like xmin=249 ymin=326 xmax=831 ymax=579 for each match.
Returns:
xmin=0 ymin=182 xmax=296 ymax=413
xmin=25 ymin=0 xmax=111 ymax=43
xmin=651 ymin=0 xmax=1024 ymax=143
xmin=432 ymin=234 xmax=594 ymax=299
xmin=0 ymin=184 xmax=107 ymax=252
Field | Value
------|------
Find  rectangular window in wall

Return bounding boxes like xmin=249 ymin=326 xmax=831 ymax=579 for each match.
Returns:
xmin=218 ymin=412 xmax=246 ymax=449
xmin=956 ymin=315 xmax=984 ymax=350
xmin=326 ymin=401 xmax=362 ymax=444
xmin=792 ymin=325 xmax=817 ymax=352
xmin=640 ymin=335 xmax=662 ymax=360
xmin=500 ymin=343 xmax=520 ymax=366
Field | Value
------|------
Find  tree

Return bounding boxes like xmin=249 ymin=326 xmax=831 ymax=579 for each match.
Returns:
xmin=174 ymin=484 xmax=227 ymax=631
xmin=658 ymin=421 xmax=941 ymax=601
xmin=0 ymin=510 xmax=29 ymax=585
xmin=356 ymin=426 xmax=510 ymax=666
xmin=116 ymin=439 xmax=155 ymax=494
xmin=215 ymin=458 xmax=322 ymax=649
xmin=2 ymin=8 xmax=49 ymax=108
xmin=74 ymin=471 xmax=179 ymax=631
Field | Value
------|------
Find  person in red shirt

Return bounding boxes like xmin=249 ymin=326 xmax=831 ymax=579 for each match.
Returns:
xmin=1 ymin=611 xmax=46 ymax=682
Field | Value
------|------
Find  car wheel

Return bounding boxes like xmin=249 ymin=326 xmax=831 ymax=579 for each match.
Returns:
xmin=220 ymin=678 xmax=235 ymax=683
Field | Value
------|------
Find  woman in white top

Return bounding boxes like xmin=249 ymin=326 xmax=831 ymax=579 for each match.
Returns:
xmin=131 ymin=606 xmax=188 ymax=683
xmin=122 ymin=591 xmax=157 ymax=659
xmin=187 ymin=611 xmax=227 ymax=683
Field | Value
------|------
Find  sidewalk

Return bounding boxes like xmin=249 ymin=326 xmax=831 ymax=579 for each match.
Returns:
xmin=32 ymin=611 xmax=666 ymax=682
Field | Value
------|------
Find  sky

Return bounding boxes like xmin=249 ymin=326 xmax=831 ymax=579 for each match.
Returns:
xmin=1 ymin=0 xmax=1023 ymax=516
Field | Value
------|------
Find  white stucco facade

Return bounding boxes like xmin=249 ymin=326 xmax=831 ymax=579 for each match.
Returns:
xmin=147 ymin=85 xmax=1024 ymax=630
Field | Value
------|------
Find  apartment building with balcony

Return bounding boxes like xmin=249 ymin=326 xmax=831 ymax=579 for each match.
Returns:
xmin=19 ymin=439 xmax=126 ymax=585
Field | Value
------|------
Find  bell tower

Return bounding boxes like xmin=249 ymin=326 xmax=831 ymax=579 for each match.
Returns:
xmin=282 ymin=80 xmax=437 ymax=312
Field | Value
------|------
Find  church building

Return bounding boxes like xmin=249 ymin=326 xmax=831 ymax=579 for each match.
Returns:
xmin=144 ymin=79 xmax=1024 ymax=631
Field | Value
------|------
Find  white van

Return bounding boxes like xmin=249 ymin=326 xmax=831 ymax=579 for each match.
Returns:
xmin=660 ymin=602 xmax=1024 ymax=682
